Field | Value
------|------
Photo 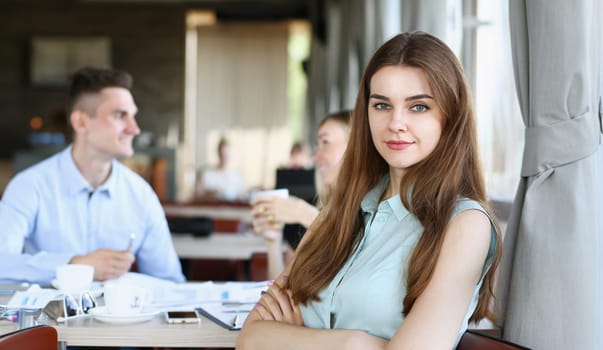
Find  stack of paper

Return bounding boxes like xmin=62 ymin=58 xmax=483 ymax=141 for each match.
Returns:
xmin=107 ymin=272 xmax=268 ymax=328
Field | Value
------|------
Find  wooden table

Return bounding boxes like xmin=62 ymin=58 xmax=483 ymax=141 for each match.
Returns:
xmin=172 ymin=232 xmax=269 ymax=260
xmin=1 ymin=314 xmax=237 ymax=349
xmin=163 ymin=204 xmax=252 ymax=222
xmin=172 ymin=232 xmax=281 ymax=281
xmin=0 ymin=288 xmax=238 ymax=348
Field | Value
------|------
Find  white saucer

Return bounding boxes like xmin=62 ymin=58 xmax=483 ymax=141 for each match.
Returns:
xmin=90 ymin=306 xmax=159 ymax=324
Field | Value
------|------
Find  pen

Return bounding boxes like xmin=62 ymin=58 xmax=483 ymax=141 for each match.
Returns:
xmin=126 ymin=234 xmax=135 ymax=251
xmin=231 ymin=314 xmax=239 ymax=328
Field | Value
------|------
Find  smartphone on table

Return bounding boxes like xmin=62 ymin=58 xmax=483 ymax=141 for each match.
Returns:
xmin=164 ymin=310 xmax=201 ymax=324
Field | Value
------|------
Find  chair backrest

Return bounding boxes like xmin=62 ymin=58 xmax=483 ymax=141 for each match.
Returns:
xmin=0 ymin=325 xmax=58 ymax=350
xmin=457 ymin=330 xmax=531 ymax=350
xmin=275 ymin=168 xmax=316 ymax=204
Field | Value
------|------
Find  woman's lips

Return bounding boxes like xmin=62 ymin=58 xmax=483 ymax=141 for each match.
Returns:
xmin=385 ymin=140 xmax=413 ymax=150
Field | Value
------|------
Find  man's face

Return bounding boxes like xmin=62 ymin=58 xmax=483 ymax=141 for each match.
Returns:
xmin=80 ymin=87 xmax=140 ymax=159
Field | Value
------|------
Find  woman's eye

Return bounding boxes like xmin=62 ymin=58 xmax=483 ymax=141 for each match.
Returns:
xmin=316 ymin=140 xmax=329 ymax=149
xmin=373 ymin=102 xmax=390 ymax=110
xmin=411 ymin=104 xmax=429 ymax=112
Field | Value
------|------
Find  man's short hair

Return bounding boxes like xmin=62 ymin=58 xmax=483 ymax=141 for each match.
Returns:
xmin=67 ymin=67 xmax=133 ymax=114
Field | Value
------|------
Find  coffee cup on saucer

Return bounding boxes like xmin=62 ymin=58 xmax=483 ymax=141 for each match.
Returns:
xmin=103 ymin=284 xmax=148 ymax=316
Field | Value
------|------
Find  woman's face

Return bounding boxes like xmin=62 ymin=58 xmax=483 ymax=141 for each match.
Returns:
xmin=218 ymin=143 xmax=231 ymax=167
xmin=368 ymin=65 xmax=444 ymax=182
xmin=314 ymin=119 xmax=349 ymax=186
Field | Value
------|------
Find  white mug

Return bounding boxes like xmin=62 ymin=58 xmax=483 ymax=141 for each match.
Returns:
xmin=249 ymin=188 xmax=289 ymax=202
xmin=55 ymin=264 xmax=94 ymax=293
xmin=103 ymin=284 xmax=147 ymax=315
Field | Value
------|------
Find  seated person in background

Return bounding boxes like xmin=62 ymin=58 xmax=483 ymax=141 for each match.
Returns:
xmin=0 ymin=67 xmax=185 ymax=284
xmin=250 ymin=110 xmax=352 ymax=278
xmin=285 ymin=141 xmax=312 ymax=169
xmin=195 ymin=136 xmax=246 ymax=201
xmin=237 ymin=32 xmax=502 ymax=350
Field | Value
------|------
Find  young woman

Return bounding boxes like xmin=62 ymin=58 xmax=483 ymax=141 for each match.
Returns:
xmin=251 ymin=111 xmax=352 ymax=278
xmin=237 ymin=32 xmax=502 ymax=350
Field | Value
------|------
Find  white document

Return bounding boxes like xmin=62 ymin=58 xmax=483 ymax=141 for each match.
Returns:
xmin=7 ymin=284 xmax=62 ymax=310
xmin=196 ymin=281 xmax=268 ymax=330
xmin=196 ymin=301 xmax=254 ymax=330
xmin=106 ymin=272 xmax=268 ymax=315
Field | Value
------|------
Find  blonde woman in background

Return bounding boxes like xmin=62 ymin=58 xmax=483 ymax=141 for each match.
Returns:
xmin=251 ymin=111 xmax=352 ymax=278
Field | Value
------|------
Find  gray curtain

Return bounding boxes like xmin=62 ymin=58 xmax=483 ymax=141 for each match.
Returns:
xmin=400 ymin=0 xmax=462 ymax=55
xmin=306 ymin=0 xmax=386 ymax=137
xmin=496 ymin=0 xmax=603 ymax=349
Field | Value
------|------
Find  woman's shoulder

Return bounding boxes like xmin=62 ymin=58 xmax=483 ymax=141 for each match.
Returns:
xmin=450 ymin=197 xmax=497 ymax=262
xmin=451 ymin=197 xmax=487 ymax=217
xmin=448 ymin=198 xmax=492 ymax=240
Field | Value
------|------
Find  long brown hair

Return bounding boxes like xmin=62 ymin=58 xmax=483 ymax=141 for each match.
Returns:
xmin=288 ymin=32 xmax=502 ymax=323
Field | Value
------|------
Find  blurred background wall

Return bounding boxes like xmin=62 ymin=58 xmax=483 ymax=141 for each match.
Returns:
xmin=0 ymin=0 xmax=524 ymax=206
xmin=0 ymin=2 xmax=186 ymax=159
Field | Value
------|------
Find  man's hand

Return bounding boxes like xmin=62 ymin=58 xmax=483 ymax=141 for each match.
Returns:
xmin=70 ymin=249 xmax=135 ymax=281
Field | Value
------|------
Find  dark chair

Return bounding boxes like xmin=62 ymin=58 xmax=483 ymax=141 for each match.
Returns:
xmin=457 ymin=330 xmax=530 ymax=350
xmin=168 ymin=217 xmax=214 ymax=237
xmin=0 ymin=325 xmax=58 ymax=350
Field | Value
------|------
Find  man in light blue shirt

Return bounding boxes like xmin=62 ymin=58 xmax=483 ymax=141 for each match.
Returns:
xmin=0 ymin=67 xmax=185 ymax=284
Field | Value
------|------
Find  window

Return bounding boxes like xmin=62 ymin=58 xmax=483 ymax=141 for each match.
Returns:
xmin=30 ymin=37 xmax=111 ymax=87
xmin=472 ymin=0 xmax=524 ymax=201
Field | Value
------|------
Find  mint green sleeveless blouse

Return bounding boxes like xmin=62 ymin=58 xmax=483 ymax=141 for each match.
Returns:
xmin=300 ymin=177 xmax=496 ymax=347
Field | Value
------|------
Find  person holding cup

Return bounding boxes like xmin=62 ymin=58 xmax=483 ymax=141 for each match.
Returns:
xmin=0 ymin=67 xmax=185 ymax=285
xmin=250 ymin=111 xmax=352 ymax=278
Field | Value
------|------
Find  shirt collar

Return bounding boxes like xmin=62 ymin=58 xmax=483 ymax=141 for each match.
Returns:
xmin=360 ymin=174 xmax=409 ymax=221
xmin=59 ymin=144 xmax=117 ymax=198
xmin=96 ymin=162 xmax=117 ymax=198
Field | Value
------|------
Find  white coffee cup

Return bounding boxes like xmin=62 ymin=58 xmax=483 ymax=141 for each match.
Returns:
xmin=55 ymin=264 xmax=94 ymax=293
xmin=103 ymin=284 xmax=147 ymax=315
xmin=249 ymin=188 xmax=289 ymax=202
